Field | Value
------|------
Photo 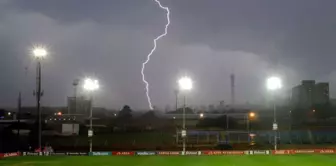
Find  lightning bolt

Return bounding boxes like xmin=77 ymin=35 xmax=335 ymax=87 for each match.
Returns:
xmin=141 ymin=0 xmax=170 ymax=110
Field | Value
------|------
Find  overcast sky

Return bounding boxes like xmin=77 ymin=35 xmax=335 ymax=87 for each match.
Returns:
xmin=1 ymin=0 xmax=336 ymax=110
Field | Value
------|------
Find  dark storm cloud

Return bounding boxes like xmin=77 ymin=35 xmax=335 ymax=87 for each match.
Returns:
xmin=169 ymin=0 xmax=336 ymax=68
xmin=0 ymin=0 xmax=164 ymax=108
xmin=1 ymin=0 xmax=336 ymax=109
xmin=8 ymin=0 xmax=165 ymax=31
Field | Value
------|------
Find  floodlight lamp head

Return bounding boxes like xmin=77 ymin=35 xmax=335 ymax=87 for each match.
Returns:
xmin=33 ymin=47 xmax=47 ymax=58
xmin=266 ymin=76 xmax=282 ymax=91
xmin=178 ymin=76 xmax=193 ymax=91
xmin=83 ymin=78 xmax=99 ymax=91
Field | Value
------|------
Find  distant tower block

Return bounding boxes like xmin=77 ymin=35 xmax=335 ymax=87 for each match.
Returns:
xmin=230 ymin=74 xmax=235 ymax=106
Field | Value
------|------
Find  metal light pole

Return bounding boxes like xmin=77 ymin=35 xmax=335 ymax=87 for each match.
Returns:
xmin=246 ymin=114 xmax=250 ymax=142
xmin=33 ymin=47 xmax=47 ymax=150
xmin=248 ymin=112 xmax=255 ymax=143
xmin=17 ymin=92 xmax=22 ymax=151
xmin=289 ymin=110 xmax=292 ymax=131
xmin=273 ymin=99 xmax=277 ymax=150
xmin=182 ymin=95 xmax=186 ymax=153
xmin=178 ymin=76 xmax=193 ymax=155
xmin=226 ymin=115 xmax=229 ymax=130
xmin=266 ymin=76 xmax=282 ymax=151
xmin=83 ymin=78 xmax=99 ymax=153
xmin=37 ymin=60 xmax=42 ymax=150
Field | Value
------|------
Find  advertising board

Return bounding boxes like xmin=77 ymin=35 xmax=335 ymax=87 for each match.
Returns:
xmin=112 ymin=151 xmax=135 ymax=156
xmin=156 ymin=151 xmax=181 ymax=156
xmin=202 ymin=151 xmax=245 ymax=155
xmin=90 ymin=152 xmax=111 ymax=156
xmin=135 ymin=151 xmax=156 ymax=156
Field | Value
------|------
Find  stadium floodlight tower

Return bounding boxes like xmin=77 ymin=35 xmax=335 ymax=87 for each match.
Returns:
xmin=266 ymin=76 xmax=282 ymax=150
xmin=32 ymin=46 xmax=47 ymax=151
xmin=83 ymin=78 xmax=99 ymax=153
xmin=177 ymin=76 xmax=193 ymax=155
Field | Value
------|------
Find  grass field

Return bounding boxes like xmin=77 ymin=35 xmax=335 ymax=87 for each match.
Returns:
xmin=1 ymin=156 xmax=336 ymax=166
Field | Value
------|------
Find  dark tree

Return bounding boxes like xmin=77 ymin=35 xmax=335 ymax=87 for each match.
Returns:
xmin=115 ymin=105 xmax=133 ymax=129
xmin=138 ymin=111 xmax=160 ymax=130
xmin=0 ymin=109 xmax=6 ymax=118
xmin=117 ymin=105 xmax=133 ymax=119
xmin=141 ymin=111 xmax=157 ymax=119
xmin=175 ymin=107 xmax=194 ymax=114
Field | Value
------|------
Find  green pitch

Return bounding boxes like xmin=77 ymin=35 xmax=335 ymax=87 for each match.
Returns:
xmin=1 ymin=156 xmax=335 ymax=166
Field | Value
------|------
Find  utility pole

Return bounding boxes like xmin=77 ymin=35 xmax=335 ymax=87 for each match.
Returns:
xmin=174 ymin=89 xmax=179 ymax=111
xmin=73 ymin=79 xmax=79 ymax=114
xmin=72 ymin=79 xmax=79 ymax=134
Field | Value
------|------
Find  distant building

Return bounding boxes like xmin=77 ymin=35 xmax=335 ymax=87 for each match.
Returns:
xmin=314 ymin=82 xmax=329 ymax=104
xmin=291 ymin=80 xmax=329 ymax=108
xmin=67 ymin=96 xmax=91 ymax=116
